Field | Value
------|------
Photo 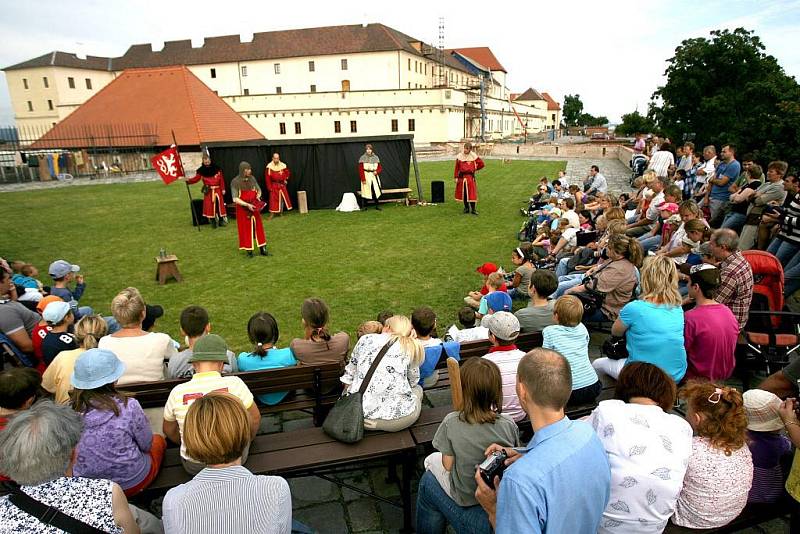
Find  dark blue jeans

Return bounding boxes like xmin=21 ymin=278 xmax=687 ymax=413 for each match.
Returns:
xmin=415 ymin=470 xmax=492 ymax=534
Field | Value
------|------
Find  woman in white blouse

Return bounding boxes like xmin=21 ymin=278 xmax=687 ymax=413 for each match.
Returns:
xmin=340 ymin=315 xmax=424 ymax=431
xmin=587 ymin=362 xmax=693 ymax=534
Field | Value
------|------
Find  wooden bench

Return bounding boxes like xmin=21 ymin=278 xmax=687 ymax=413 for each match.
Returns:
xmin=356 ymin=187 xmax=413 ymax=205
xmin=120 ymin=363 xmax=343 ymax=426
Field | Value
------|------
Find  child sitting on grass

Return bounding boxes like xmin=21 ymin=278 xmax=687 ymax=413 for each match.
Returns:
xmin=476 ymin=272 xmax=506 ymax=319
xmin=464 ymin=263 xmax=506 ymax=309
xmin=416 ymin=357 xmax=520 ymax=532
xmin=507 ymin=247 xmax=534 ymax=300
xmin=541 ymin=295 xmax=600 ymax=406
xmin=237 ymin=312 xmax=297 ymax=405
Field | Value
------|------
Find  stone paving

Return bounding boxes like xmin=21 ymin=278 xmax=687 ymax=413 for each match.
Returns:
xmin=0 ymin=171 xmax=160 ymax=192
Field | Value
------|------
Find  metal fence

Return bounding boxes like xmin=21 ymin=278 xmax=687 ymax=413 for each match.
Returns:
xmin=0 ymin=123 xmax=160 ymax=183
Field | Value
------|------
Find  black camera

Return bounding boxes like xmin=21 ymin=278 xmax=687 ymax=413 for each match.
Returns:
xmin=763 ymin=205 xmax=785 ymax=216
xmin=478 ymin=450 xmax=509 ymax=489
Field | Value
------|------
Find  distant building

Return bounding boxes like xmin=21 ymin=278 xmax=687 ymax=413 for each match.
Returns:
xmin=3 ymin=23 xmax=559 ymax=144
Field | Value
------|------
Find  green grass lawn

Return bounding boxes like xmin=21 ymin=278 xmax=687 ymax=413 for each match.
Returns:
xmin=0 ymin=159 xmax=564 ymax=352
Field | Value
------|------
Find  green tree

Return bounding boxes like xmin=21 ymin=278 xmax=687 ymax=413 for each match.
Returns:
xmin=650 ymin=28 xmax=800 ymax=164
xmin=616 ymin=110 xmax=656 ymax=136
xmin=579 ymin=113 xmax=609 ymax=127
xmin=562 ymin=94 xmax=583 ymax=126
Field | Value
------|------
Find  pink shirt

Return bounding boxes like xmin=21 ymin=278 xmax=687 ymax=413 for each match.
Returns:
xmin=482 ymin=345 xmax=526 ymax=422
xmin=684 ymin=303 xmax=740 ymax=381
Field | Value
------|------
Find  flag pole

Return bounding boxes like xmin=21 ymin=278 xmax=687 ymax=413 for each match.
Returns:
xmin=172 ymin=129 xmax=201 ymax=232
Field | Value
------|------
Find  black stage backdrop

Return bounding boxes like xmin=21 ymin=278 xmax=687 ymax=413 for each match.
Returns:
xmin=206 ymin=135 xmax=412 ymax=210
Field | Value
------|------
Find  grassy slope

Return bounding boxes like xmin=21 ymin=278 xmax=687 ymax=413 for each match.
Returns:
xmin=0 ymin=159 xmax=564 ymax=351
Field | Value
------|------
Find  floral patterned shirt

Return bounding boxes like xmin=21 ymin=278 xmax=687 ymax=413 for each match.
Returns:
xmin=0 ymin=477 xmax=121 ymax=533
xmin=340 ymin=333 xmax=420 ymax=420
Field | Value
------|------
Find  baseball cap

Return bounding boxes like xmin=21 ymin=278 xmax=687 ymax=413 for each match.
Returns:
xmin=486 ymin=291 xmax=512 ymax=313
xmin=36 ymin=295 xmax=63 ymax=314
xmin=189 ymin=333 xmax=229 ymax=362
xmin=142 ymin=304 xmax=164 ymax=331
xmin=71 ymin=348 xmax=126 ymax=390
xmin=485 ymin=311 xmax=520 ymax=341
xmin=476 ymin=262 xmax=498 ymax=276
xmin=657 ymin=202 xmax=680 ymax=214
xmin=42 ymin=300 xmax=71 ymax=324
xmin=48 ymin=260 xmax=80 ymax=279
xmin=743 ymin=389 xmax=784 ymax=432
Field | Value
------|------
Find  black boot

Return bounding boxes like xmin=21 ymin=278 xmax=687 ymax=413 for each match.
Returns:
xmin=247 ymin=250 xmax=254 ymax=257
xmin=374 ymin=200 xmax=382 ymax=211
xmin=470 ymin=203 xmax=478 ymax=215
xmin=463 ymin=199 xmax=470 ymax=213
xmin=259 ymin=245 xmax=271 ymax=256
xmin=219 ymin=217 xmax=227 ymax=227
xmin=211 ymin=218 xmax=218 ymax=229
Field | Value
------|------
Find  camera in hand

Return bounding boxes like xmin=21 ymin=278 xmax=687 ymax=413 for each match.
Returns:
xmin=764 ymin=205 xmax=785 ymax=216
xmin=479 ymin=450 xmax=509 ymax=489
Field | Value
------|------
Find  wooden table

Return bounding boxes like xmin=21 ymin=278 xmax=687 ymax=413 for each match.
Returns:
xmin=155 ymin=255 xmax=182 ymax=285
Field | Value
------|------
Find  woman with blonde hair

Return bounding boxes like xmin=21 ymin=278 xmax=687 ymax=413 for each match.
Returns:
xmin=340 ymin=315 xmax=424 ymax=431
xmin=593 ymin=255 xmax=687 ymax=382
xmin=98 ymin=287 xmax=177 ymax=384
xmin=162 ymin=392 xmax=294 ymax=533
xmin=42 ymin=314 xmax=108 ymax=403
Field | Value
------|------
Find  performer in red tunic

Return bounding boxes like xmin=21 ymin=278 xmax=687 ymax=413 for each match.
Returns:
xmin=231 ymin=161 xmax=269 ymax=257
xmin=265 ymin=152 xmax=292 ymax=221
xmin=454 ymin=142 xmax=485 ymax=215
xmin=186 ymin=149 xmax=227 ymax=227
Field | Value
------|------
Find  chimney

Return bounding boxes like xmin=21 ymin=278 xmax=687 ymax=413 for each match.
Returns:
xmin=191 ymin=36 xmax=204 ymax=48
xmin=75 ymin=42 xmax=86 ymax=60
xmin=152 ymin=41 xmax=165 ymax=52
xmin=240 ymin=32 xmax=253 ymax=43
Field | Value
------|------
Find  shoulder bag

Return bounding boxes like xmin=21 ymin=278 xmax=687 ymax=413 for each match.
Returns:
xmin=573 ymin=260 xmax=615 ymax=317
xmin=4 ymin=482 xmax=107 ymax=534
xmin=323 ymin=339 xmax=396 ymax=443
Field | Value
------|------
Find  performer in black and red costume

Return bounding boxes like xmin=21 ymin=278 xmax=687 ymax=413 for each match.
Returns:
xmin=266 ymin=152 xmax=292 ymax=221
xmin=454 ymin=142 xmax=485 ymax=215
xmin=186 ymin=148 xmax=228 ymax=227
xmin=231 ymin=161 xmax=269 ymax=257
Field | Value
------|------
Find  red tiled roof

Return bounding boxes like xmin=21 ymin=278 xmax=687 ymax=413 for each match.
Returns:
xmin=32 ymin=66 xmax=263 ymax=148
xmin=542 ymin=92 xmax=561 ymax=111
xmin=448 ymin=47 xmax=506 ymax=72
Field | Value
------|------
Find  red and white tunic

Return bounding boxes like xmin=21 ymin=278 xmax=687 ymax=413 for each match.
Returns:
xmin=187 ymin=166 xmax=226 ymax=219
xmin=454 ymin=152 xmax=485 ymax=202
xmin=266 ymin=162 xmax=293 ymax=213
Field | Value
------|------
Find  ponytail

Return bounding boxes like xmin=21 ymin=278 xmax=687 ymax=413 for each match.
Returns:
xmin=247 ymin=312 xmax=279 ymax=359
xmin=625 ymin=237 xmax=644 ymax=268
xmin=74 ymin=315 xmax=108 ymax=350
xmin=384 ymin=315 xmax=425 ymax=366
xmin=680 ymin=382 xmax=747 ymax=455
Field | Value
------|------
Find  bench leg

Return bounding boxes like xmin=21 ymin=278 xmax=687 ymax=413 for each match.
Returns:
xmin=401 ymin=450 xmax=414 ymax=534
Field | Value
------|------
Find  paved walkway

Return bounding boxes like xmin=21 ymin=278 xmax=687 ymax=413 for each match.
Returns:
xmin=0 ymin=171 xmax=160 ymax=192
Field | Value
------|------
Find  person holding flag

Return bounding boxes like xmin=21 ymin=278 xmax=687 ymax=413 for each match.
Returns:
xmin=186 ymin=148 xmax=228 ymax=228
xmin=265 ymin=152 xmax=292 ymax=221
xmin=231 ymin=161 xmax=269 ymax=257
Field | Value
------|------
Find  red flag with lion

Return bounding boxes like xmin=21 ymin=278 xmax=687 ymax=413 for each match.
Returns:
xmin=150 ymin=146 xmax=184 ymax=185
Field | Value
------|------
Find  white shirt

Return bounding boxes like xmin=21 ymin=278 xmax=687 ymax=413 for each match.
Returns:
xmin=99 ymin=332 xmax=177 ymax=384
xmin=482 ymin=348 xmax=526 ymax=421
xmin=446 ymin=324 xmax=489 ymax=343
xmin=648 ymin=150 xmax=675 ymax=178
xmin=588 ymin=173 xmax=608 ymax=194
xmin=588 ymin=400 xmax=693 ymax=534
xmin=563 ymin=209 xmax=580 ymax=229
xmin=645 ymin=191 xmax=665 ymax=222
xmin=697 ymin=157 xmax=716 ymax=184
xmin=562 ymin=227 xmax=579 ymax=248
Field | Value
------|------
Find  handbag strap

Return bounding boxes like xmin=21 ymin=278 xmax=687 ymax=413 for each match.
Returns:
xmin=586 ymin=259 xmax=617 ymax=290
xmin=6 ymin=484 xmax=107 ymax=534
xmin=358 ymin=339 xmax=396 ymax=395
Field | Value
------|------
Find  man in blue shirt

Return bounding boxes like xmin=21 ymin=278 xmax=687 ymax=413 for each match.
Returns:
xmin=474 ymin=348 xmax=610 ymax=533
xmin=706 ymin=144 xmax=741 ymax=227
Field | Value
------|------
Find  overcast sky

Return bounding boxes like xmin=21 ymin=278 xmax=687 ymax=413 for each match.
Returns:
xmin=1 ymin=0 xmax=798 ymax=125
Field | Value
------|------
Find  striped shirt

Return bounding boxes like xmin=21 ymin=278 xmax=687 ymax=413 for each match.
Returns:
xmin=162 ymin=465 xmax=291 ymax=534
xmin=542 ymin=324 xmax=598 ymax=389
xmin=777 ymin=192 xmax=800 ymax=246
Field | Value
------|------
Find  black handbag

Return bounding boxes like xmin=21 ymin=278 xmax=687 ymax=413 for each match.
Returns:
xmin=323 ymin=339 xmax=396 ymax=443
xmin=573 ymin=260 xmax=616 ymax=317
xmin=602 ymin=335 xmax=629 ymax=360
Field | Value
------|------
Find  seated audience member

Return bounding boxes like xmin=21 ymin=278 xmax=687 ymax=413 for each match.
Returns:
xmin=561 ymin=197 xmax=580 ymax=228
xmin=474 ymin=349 xmax=610 ymax=533
xmin=739 ymin=160 xmax=789 ymax=250
xmin=99 ymin=287 xmax=177 ymax=384
xmin=627 ymin=176 xmax=666 ymax=237
xmin=377 ymin=310 xmax=394 ymax=325
xmin=446 ymin=307 xmax=489 ymax=343
xmin=589 ymin=362 xmax=692 ymax=533
xmin=683 ymin=265 xmax=740 ymax=380
xmin=672 ymin=383 xmax=753 ymax=529
xmin=0 ymin=400 xmax=159 ymax=533
xmin=479 ymin=291 xmax=513 ymax=327
xmin=163 ymin=392 xmax=294 ymax=534
xmin=465 ymin=263 xmax=507 ymax=309
xmin=71 ymin=348 xmax=166 ymax=497
xmin=237 ymin=312 xmax=297 ymax=405
xmin=506 ymin=247 xmax=534 ymax=300
xmin=546 ymin=219 xmax=580 ymax=260
xmin=42 ymin=314 xmax=108 ymax=403
xmin=31 ymin=295 xmax=62 ymax=366
xmin=481 ymin=312 xmax=526 ymax=422
xmin=0 ymin=367 xmax=41 ymax=482
xmin=357 ymin=320 xmax=383 ymax=338
xmin=565 ymin=234 xmax=643 ymax=323
xmin=417 ymin=358 xmax=520 ymax=534
xmin=413 ymin=306 xmax=443 ymax=388
xmin=341 ymin=315 xmax=424 ymax=432
xmin=723 ymin=163 xmax=764 ymax=233
xmin=290 ymin=298 xmax=350 ymax=366
xmin=12 ymin=263 xmax=44 ymax=303
xmin=763 ymin=177 xmax=800 ymax=296
xmin=168 ymin=305 xmax=238 ymax=379
xmin=594 ymin=256 xmax=686 ymax=382
xmin=48 ymin=259 xmax=92 ymax=319
xmin=542 ymin=296 xmax=600 ymax=406
xmin=656 ymin=200 xmax=705 ymax=257
xmin=0 ymin=267 xmax=41 ymax=354
xmin=742 ymin=389 xmax=792 ymax=504
xmin=777 ymin=396 xmax=800 ymax=510
xmin=476 ymin=272 xmax=507 ymax=318
xmin=40 ymin=300 xmax=77 ymax=365
xmin=710 ymin=228 xmax=753 ymax=330
xmin=515 ymin=270 xmax=557 ymax=333
xmin=163 ymin=334 xmax=260 ymax=475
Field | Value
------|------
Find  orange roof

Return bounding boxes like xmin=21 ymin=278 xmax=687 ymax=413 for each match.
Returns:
xmin=33 ymin=66 xmax=262 ymax=148
xmin=449 ymin=47 xmax=506 ymax=72
xmin=541 ymin=92 xmax=561 ymax=111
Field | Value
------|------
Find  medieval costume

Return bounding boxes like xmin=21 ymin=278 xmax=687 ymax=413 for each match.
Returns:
xmin=187 ymin=151 xmax=227 ymax=227
xmin=358 ymin=145 xmax=383 ymax=210
xmin=231 ymin=161 xmax=268 ymax=256
xmin=454 ymin=148 xmax=485 ymax=215
xmin=266 ymin=157 xmax=292 ymax=218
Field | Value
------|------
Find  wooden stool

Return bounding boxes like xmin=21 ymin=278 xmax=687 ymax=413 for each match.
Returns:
xmin=297 ymin=190 xmax=309 ymax=214
xmin=155 ymin=255 xmax=182 ymax=285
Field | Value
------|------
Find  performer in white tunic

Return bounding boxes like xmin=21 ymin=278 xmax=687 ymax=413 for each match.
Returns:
xmin=358 ymin=144 xmax=383 ymax=211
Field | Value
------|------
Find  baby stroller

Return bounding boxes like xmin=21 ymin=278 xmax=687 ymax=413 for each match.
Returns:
xmin=737 ymin=251 xmax=800 ymax=388
xmin=630 ymin=154 xmax=647 ymax=185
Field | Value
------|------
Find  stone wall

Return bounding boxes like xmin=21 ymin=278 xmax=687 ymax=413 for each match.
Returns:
xmin=488 ymin=142 xmax=633 ymax=160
